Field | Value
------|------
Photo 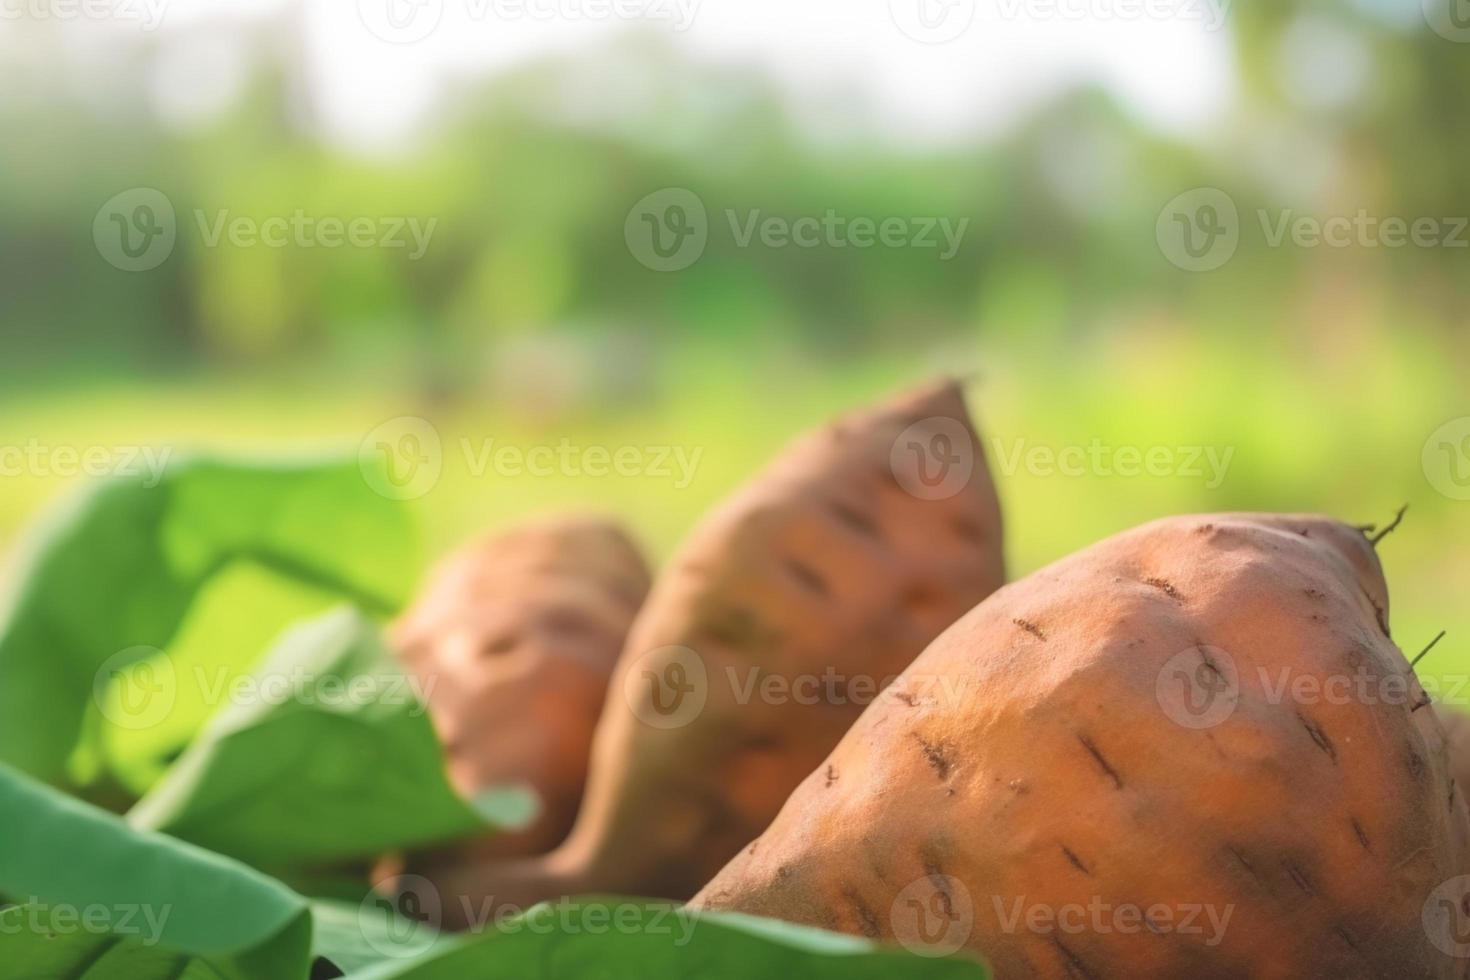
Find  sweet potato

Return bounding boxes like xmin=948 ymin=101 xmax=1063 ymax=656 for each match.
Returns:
xmin=692 ymin=514 xmax=1470 ymax=978
xmin=1441 ymin=708 xmax=1470 ymax=824
xmin=391 ymin=515 xmax=650 ymax=858
xmin=423 ymin=379 xmax=1005 ymax=922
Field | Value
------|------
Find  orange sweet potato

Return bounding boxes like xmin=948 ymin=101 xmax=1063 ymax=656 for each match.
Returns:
xmin=392 ymin=515 xmax=650 ymax=858
xmin=692 ymin=514 xmax=1470 ymax=979
xmin=422 ymin=379 xmax=1005 ymax=922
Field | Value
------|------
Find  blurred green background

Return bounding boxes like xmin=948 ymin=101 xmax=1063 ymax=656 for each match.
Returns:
xmin=1 ymin=1 xmax=1466 ymax=679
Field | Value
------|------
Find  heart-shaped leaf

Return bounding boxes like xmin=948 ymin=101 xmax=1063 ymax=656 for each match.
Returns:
xmin=0 ymin=762 xmax=313 ymax=979
xmin=127 ymin=608 xmax=535 ymax=868
xmin=0 ymin=456 xmax=414 ymax=793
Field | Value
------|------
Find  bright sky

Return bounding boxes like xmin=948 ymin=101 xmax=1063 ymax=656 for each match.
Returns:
xmin=32 ymin=0 xmax=1240 ymax=154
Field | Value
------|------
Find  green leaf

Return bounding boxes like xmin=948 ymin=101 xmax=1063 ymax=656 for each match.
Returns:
xmin=336 ymin=900 xmax=990 ymax=980
xmin=310 ymin=900 xmax=454 ymax=976
xmin=127 ymin=608 xmax=536 ymax=867
xmin=0 ymin=762 xmax=313 ymax=980
xmin=0 ymin=456 xmax=414 ymax=792
xmin=0 ymin=915 xmax=228 ymax=980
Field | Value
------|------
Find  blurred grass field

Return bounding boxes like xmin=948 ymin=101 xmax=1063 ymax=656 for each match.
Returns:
xmin=3 ymin=327 xmax=1465 ymax=694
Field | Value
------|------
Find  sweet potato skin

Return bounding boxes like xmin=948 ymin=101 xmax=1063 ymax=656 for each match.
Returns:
xmin=1441 ymin=709 xmax=1470 ymax=830
xmin=392 ymin=515 xmax=650 ymax=858
xmin=692 ymin=514 xmax=1470 ymax=979
xmin=424 ymin=380 xmax=1005 ymax=919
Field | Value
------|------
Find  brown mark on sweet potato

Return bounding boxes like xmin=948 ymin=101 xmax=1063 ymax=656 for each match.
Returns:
xmin=541 ymin=608 xmax=602 ymax=642
xmin=1051 ymin=936 xmax=1099 ymax=980
xmin=1351 ymin=819 xmax=1372 ymax=852
xmin=482 ymin=634 xmax=519 ymax=657
xmin=952 ymin=514 xmax=985 ymax=545
xmin=1202 ymin=729 xmax=1230 ymax=761
xmin=784 ymin=558 xmax=830 ymax=597
xmin=825 ymin=765 xmax=839 ymax=788
xmin=1077 ymin=734 xmax=1123 ymax=790
xmin=702 ymin=606 xmax=776 ymax=652
xmin=827 ymin=500 xmax=880 ymax=539
xmin=1297 ymin=713 xmax=1338 ymax=764
xmin=842 ymin=888 xmax=881 ymax=937
xmin=1144 ymin=577 xmax=1183 ymax=601
xmin=891 ymin=689 xmax=920 ymax=708
xmin=913 ymin=734 xmax=953 ymax=780
xmin=1013 ymin=618 xmax=1048 ymax=641
xmin=1060 ymin=845 xmax=1093 ymax=876
xmin=922 ymin=861 xmax=956 ymax=917
xmin=1284 ymin=861 xmax=1315 ymax=897
xmin=1197 ymin=645 xmax=1226 ymax=681
xmin=1361 ymin=586 xmax=1391 ymax=638
xmin=1226 ymin=845 xmax=1262 ymax=884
